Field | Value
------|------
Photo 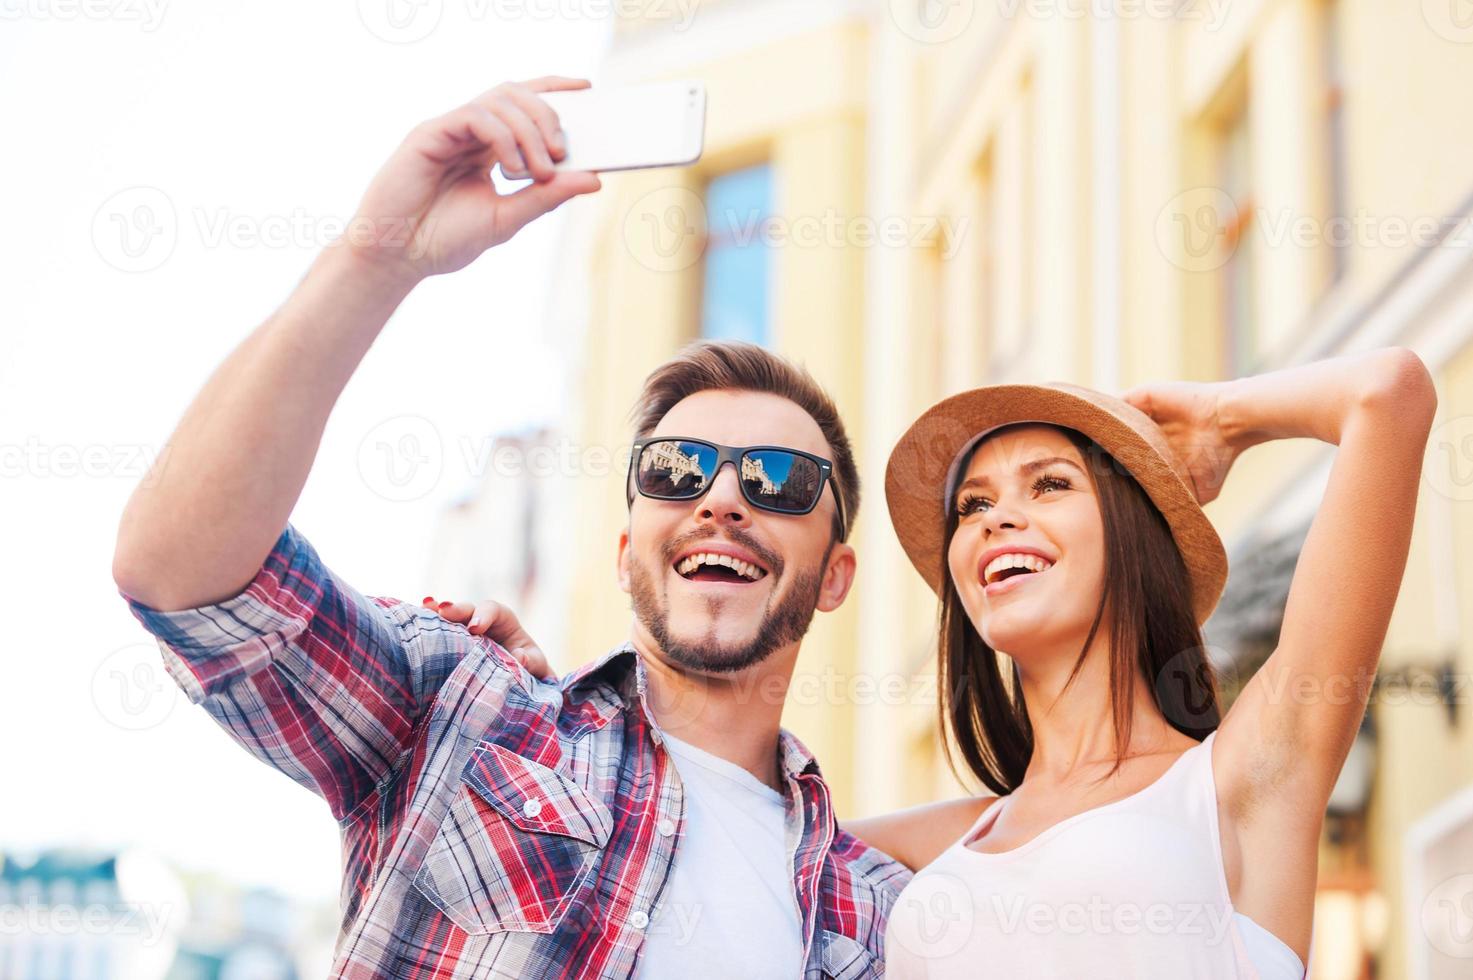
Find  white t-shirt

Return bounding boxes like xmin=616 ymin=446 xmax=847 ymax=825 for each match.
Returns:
xmin=635 ymin=732 xmax=805 ymax=979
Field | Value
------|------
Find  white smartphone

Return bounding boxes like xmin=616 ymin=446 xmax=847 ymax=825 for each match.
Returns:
xmin=501 ymin=80 xmax=706 ymax=179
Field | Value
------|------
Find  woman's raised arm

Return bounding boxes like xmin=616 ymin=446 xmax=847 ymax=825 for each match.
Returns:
xmin=1128 ymin=347 xmax=1436 ymax=961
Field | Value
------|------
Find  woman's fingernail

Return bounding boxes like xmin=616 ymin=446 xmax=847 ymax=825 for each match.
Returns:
xmin=551 ymin=129 xmax=566 ymax=155
xmin=468 ymin=616 xmax=481 ymax=630
xmin=439 ymin=601 xmax=452 ymax=609
xmin=422 ymin=596 xmax=435 ymax=605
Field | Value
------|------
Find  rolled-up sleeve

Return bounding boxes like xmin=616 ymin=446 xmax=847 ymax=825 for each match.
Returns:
xmin=122 ymin=523 xmax=500 ymax=821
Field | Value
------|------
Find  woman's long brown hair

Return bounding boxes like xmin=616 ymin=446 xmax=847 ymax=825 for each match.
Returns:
xmin=938 ymin=424 xmax=1221 ymax=796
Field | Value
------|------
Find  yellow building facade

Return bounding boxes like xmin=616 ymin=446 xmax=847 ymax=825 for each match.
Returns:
xmin=555 ymin=2 xmax=1473 ymax=976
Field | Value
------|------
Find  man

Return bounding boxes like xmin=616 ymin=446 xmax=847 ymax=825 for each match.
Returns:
xmin=113 ymin=78 xmax=909 ymax=979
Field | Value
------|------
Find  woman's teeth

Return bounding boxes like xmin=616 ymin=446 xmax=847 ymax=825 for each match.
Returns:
xmin=983 ymin=553 xmax=1054 ymax=585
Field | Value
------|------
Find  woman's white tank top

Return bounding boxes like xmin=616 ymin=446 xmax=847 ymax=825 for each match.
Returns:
xmin=884 ymin=731 xmax=1307 ymax=979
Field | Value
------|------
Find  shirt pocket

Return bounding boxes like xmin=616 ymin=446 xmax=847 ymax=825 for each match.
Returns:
xmin=820 ymin=930 xmax=880 ymax=980
xmin=414 ymin=741 xmax=613 ymax=936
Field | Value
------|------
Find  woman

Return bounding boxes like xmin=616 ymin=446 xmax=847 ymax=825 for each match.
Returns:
xmin=862 ymin=347 xmax=1436 ymax=977
xmin=429 ymin=348 xmax=1436 ymax=977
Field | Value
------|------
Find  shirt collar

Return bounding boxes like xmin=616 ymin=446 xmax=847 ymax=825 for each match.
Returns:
xmin=777 ymin=728 xmax=823 ymax=780
xmin=561 ymin=642 xmax=822 ymax=779
xmin=559 ymin=642 xmax=669 ymax=744
xmin=560 ymin=641 xmax=641 ymax=700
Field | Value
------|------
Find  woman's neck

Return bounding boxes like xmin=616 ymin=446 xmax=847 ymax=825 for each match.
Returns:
xmin=1014 ymin=635 xmax=1184 ymax=782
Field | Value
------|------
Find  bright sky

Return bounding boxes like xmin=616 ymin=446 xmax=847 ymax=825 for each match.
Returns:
xmin=1 ymin=3 xmax=609 ymax=905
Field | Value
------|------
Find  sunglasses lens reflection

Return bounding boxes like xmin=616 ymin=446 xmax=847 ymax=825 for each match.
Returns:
xmin=635 ymin=442 xmax=824 ymax=515
xmin=742 ymin=450 xmax=822 ymax=513
xmin=637 ymin=440 xmax=717 ymax=498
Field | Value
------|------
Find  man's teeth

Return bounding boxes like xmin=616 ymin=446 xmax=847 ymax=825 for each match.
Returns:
xmin=676 ymin=552 xmax=766 ymax=581
xmin=983 ymin=553 xmax=1054 ymax=585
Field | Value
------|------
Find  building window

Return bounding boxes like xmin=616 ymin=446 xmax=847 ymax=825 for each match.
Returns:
xmin=1219 ymin=101 xmax=1256 ymax=377
xmin=700 ymin=164 xmax=774 ymax=346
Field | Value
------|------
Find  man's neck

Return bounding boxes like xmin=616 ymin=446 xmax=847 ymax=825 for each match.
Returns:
xmin=628 ymin=632 xmax=796 ymax=792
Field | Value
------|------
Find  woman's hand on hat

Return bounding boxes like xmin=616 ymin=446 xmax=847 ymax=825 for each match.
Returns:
xmin=1121 ymin=380 xmax=1245 ymax=505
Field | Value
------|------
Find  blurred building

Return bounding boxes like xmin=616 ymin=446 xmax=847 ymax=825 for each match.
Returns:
xmin=542 ymin=1 xmax=1473 ymax=978
xmin=425 ymin=427 xmax=583 ymax=670
xmin=0 ymin=849 xmax=182 ymax=980
xmin=0 ymin=849 xmax=335 ymax=980
xmin=164 ymin=874 xmax=336 ymax=980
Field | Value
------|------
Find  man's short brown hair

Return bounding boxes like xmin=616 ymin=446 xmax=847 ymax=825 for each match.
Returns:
xmin=629 ymin=340 xmax=858 ymax=543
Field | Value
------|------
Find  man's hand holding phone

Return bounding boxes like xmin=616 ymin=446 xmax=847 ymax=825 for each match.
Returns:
xmin=345 ymin=77 xmax=603 ymax=284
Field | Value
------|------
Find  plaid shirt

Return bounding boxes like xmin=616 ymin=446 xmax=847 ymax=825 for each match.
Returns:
xmin=123 ymin=525 xmax=911 ymax=979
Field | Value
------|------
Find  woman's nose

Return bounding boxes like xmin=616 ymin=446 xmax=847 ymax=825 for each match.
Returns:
xmin=984 ymin=499 xmax=1028 ymax=534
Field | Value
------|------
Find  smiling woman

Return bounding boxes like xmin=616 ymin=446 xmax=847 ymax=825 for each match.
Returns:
xmin=937 ymin=419 xmax=1218 ymax=794
xmin=871 ymin=351 xmax=1438 ymax=980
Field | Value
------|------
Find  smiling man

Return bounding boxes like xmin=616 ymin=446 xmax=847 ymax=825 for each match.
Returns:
xmin=112 ymin=79 xmax=908 ymax=979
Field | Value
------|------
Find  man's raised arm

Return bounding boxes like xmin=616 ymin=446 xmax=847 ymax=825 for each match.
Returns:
xmin=113 ymin=78 xmax=601 ymax=610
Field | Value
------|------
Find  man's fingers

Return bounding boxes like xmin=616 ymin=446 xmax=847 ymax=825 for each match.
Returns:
xmin=420 ymin=103 xmax=524 ymax=174
xmin=495 ymin=171 xmax=601 ymax=239
xmin=479 ymin=94 xmax=556 ymax=181
xmin=525 ymin=76 xmax=591 ymax=94
xmin=498 ymin=84 xmax=568 ymax=162
xmin=407 ymin=80 xmax=587 ymax=172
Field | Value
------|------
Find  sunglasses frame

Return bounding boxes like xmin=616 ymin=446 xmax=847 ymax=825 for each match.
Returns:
xmin=627 ymin=436 xmax=847 ymax=535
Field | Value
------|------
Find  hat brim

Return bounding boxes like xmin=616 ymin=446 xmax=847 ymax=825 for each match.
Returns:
xmin=883 ymin=382 xmax=1227 ymax=626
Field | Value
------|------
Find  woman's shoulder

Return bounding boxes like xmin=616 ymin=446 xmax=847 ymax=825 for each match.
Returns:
xmin=843 ymin=795 xmax=1000 ymax=872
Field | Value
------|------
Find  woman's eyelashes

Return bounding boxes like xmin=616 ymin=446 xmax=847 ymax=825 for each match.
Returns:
xmin=955 ymin=473 xmax=1073 ymax=517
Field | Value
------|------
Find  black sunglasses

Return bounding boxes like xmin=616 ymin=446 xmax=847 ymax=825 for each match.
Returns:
xmin=628 ymin=437 xmax=847 ymax=538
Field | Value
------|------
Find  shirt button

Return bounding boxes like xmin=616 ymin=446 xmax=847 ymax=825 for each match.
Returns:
xmin=656 ymin=818 xmax=676 ymax=837
xmin=522 ymin=797 xmax=543 ymax=818
xmin=630 ymin=910 xmax=650 ymax=930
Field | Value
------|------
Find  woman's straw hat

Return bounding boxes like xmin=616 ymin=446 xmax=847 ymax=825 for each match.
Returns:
xmin=884 ymin=382 xmax=1228 ymax=625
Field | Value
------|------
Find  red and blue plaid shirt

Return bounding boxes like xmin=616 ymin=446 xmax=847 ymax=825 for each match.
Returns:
xmin=123 ymin=524 xmax=911 ymax=978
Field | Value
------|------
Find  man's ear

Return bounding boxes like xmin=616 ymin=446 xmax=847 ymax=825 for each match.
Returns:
xmin=816 ymin=541 xmax=857 ymax=613
xmin=617 ymin=526 xmax=632 ymax=594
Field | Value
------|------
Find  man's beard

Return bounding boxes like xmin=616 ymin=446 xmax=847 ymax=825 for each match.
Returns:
xmin=629 ymin=545 xmax=829 ymax=675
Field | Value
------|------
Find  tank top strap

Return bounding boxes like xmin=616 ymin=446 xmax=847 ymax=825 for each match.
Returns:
xmin=1183 ymin=729 xmax=1234 ymax=908
xmin=957 ymin=793 xmax=1006 ymax=849
xmin=1188 ymin=729 xmax=1298 ymax=975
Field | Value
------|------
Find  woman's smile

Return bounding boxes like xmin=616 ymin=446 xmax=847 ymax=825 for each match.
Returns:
xmin=982 ymin=559 xmax=1055 ymax=598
